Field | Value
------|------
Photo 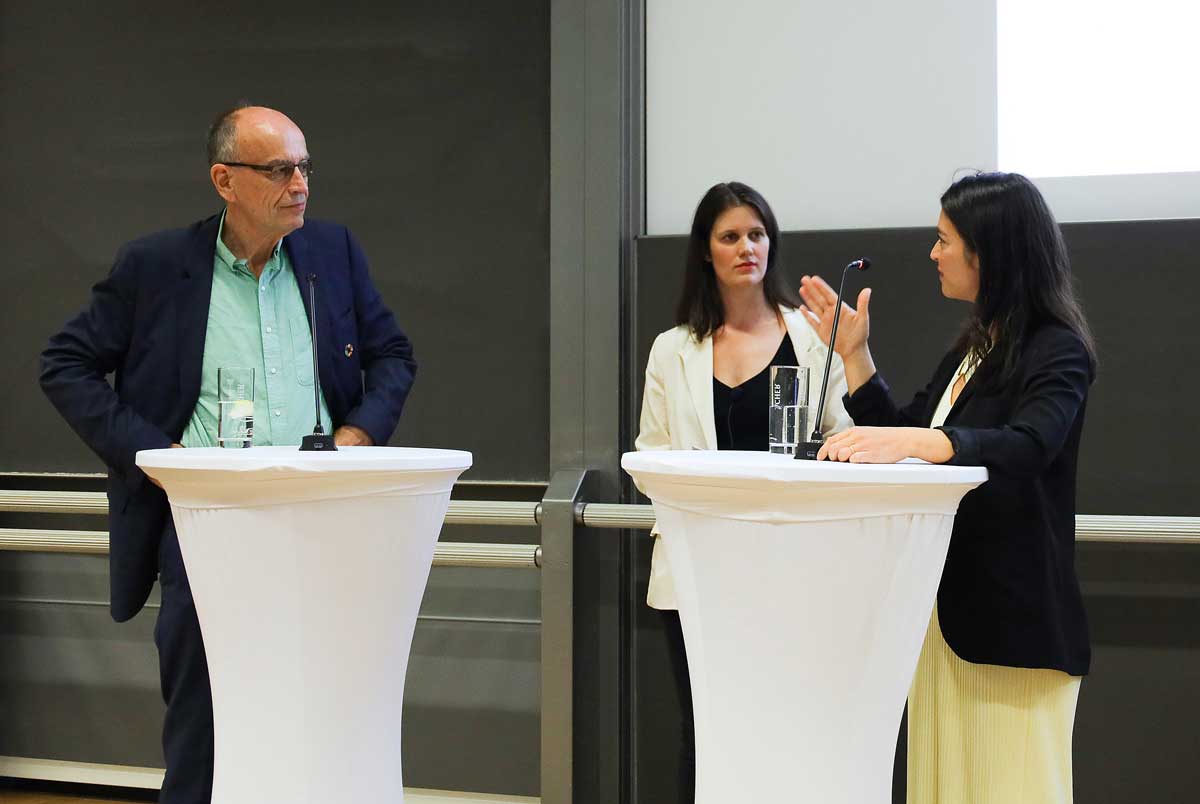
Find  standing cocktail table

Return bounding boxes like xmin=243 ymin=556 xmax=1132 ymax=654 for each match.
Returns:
xmin=137 ymin=446 xmax=472 ymax=804
xmin=622 ymin=450 xmax=986 ymax=804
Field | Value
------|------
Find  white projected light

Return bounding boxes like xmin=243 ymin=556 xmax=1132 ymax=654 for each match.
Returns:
xmin=998 ymin=1 xmax=1200 ymax=178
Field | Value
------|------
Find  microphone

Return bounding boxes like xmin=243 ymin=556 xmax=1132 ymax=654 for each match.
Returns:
xmin=299 ymin=273 xmax=337 ymax=452
xmin=795 ymin=257 xmax=871 ymax=460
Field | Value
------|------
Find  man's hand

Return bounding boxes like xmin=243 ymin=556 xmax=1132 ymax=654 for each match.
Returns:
xmin=334 ymin=425 xmax=374 ymax=447
xmin=148 ymin=443 xmax=184 ymax=489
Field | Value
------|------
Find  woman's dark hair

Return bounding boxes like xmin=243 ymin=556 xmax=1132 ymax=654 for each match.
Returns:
xmin=675 ymin=181 xmax=802 ymax=340
xmin=941 ymin=171 xmax=1097 ymax=388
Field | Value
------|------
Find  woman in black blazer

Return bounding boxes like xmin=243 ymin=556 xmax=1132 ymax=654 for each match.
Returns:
xmin=798 ymin=172 xmax=1096 ymax=804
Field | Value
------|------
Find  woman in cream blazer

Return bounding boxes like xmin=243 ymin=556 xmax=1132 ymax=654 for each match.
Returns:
xmin=636 ymin=303 xmax=851 ymax=608
xmin=633 ymin=181 xmax=851 ymax=802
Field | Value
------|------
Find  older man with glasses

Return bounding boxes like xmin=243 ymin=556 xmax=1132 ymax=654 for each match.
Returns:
xmin=40 ymin=104 xmax=417 ymax=804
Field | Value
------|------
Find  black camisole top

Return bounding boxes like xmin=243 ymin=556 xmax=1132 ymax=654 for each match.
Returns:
xmin=713 ymin=334 xmax=799 ymax=452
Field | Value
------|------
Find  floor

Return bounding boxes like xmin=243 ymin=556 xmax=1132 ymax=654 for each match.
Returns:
xmin=1 ymin=795 xmax=142 ymax=804
xmin=0 ymin=784 xmax=150 ymax=804
xmin=0 ymin=780 xmax=537 ymax=804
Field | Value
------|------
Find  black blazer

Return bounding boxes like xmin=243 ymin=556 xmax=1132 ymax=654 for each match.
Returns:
xmin=844 ymin=323 xmax=1091 ymax=675
xmin=40 ymin=214 xmax=417 ymax=622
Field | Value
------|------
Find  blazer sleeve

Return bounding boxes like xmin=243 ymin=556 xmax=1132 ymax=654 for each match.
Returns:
xmin=634 ymin=333 xmax=672 ymax=452
xmin=843 ymin=349 xmax=959 ymax=429
xmin=939 ymin=328 xmax=1091 ymax=477
xmin=39 ymin=246 xmax=174 ymax=491
xmin=338 ymin=228 xmax=418 ymax=446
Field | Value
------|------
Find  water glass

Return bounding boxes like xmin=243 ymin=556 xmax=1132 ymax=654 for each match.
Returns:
xmin=217 ymin=367 xmax=255 ymax=449
xmin=768 ymin=365 xmax=809 ymax=455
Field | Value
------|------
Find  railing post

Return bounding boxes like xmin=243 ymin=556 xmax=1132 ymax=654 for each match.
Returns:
xmin=540 ymin=468 xmax=592 ymax=804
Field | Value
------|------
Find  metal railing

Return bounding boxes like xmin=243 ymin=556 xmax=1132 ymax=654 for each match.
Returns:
xmin=3 ymin=490 xmax=1196 ymax=550
xmin=0 ymin=527 xmax=542 ymax=569
xmin=577 ymin=505 xmax=1200 ymax=545
xmin=0 ymin=489 xmax=542 ymax=525
xmin=0 ymin=490 xmax=544 ymax=568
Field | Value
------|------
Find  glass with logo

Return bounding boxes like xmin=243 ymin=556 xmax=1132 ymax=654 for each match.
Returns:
xmin=768 ymin=365 xmax=809 ymax=455
xmin=217 ymin=367 xmax=255 ymax=449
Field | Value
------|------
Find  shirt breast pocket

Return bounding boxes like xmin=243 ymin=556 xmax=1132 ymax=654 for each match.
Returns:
xmin=290 ymin=315 xmax=329 ymax=388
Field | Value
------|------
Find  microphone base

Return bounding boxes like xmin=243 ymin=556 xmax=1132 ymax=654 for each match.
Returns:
xmin=793 ymin=440 xmax=824 ymax=461
xmin=299 ymin=433 xmax=338 ymax=452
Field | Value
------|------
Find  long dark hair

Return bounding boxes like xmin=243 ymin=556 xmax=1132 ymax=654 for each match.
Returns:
xmin=941 ymin=171 xmax=1097 ymax=389
xmin=674 ymin=181 xmax=802 ymax=340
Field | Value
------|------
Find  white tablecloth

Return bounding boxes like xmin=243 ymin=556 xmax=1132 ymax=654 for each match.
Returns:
xmin=137 ymin=446 xmax=472 ymax=804
xmin=623 ymin=450 xmax=986 ymax=804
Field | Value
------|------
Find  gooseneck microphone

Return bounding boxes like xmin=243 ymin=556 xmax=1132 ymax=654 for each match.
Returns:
xmin=795 ymin=257 xmax=871 ymax=460
xmin=299 ymin=273 xmax=337 ymax=452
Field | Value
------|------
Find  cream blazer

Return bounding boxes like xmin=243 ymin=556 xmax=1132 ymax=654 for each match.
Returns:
xmin=633 ymin=307 xmax=853 ymax=609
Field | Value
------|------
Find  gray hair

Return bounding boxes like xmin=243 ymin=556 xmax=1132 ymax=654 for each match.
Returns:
xmin=206 ymin=101 xmax=253 ymax=165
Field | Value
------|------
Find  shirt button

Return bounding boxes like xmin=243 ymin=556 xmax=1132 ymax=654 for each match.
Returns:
xmin=274 ymin=410 xmax=281 ymax=417
xmin=270 ymin=367 xmax=277 ymax=375
xmin=265 ymin=326 xmax=273 ymax=334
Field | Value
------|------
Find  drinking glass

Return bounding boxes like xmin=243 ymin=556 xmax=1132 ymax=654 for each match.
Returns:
xmin=217 ymin=367 xmax=255 ymax=449
xmin=768 ymin=365 xmax=809 ymax=455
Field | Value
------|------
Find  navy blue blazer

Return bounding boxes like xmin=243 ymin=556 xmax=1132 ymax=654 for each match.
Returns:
xmin=40 ymin=214 xmax=417 ymax=622
xmin=844 ymin=323 xmax=1091 ymax=676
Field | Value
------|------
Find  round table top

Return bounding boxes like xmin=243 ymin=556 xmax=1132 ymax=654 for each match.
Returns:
xmin=622 ymin=450 xmax=987 ymax=486
xmin=137 ymin=445 xmax=473 ymax=475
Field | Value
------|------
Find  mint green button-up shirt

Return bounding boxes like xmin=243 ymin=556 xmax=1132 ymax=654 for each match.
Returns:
xmin=181 ymin=213 xmax=332 ymax=447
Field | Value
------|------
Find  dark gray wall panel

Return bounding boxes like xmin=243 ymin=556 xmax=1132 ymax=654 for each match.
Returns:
xmin=0 ymin=477 xmax=544 ymax=796
xmin=1073 ymin=542 xmax=1200 ymax=804
xmin=0 ymin=552 xmax=162 ymax=766
xmin=0 ymin=546 xmax=542 ymax=796
xmin=635 ymin=219 xmax=1200 ymax=515
xmin=0 ymin=1 xmax=549 ymax=480
xmin=1 ymin=2 xmax=550 ymax=795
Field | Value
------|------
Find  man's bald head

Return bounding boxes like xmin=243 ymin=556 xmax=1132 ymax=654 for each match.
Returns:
xmin=206 ymin=104 xmax=305 ymax=165
xmin=228 ymin=107 xmax=305 ymax=157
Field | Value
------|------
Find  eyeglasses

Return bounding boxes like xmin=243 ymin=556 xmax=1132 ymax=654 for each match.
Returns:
xmin=222 ymin=159 xmax=313 ymax=183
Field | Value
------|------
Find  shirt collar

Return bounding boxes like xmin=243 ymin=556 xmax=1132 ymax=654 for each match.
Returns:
xmin=215 ymin=209 xmax=284 ymax=278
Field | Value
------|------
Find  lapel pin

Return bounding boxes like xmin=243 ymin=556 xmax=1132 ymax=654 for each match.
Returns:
xmin=344 ymin=344 xmax=354 ymax=358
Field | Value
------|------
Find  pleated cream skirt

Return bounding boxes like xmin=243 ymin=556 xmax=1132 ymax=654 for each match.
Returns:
xmin=907 ymin=607 xmax=1082 ymax=804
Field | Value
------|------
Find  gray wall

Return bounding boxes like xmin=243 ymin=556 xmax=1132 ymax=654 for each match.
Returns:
xmin=1 ymin=0 xmax=550 ymax=797
xmin=1 ymin=1 xmax=550 ymax=481
xmin=635 ymin=221 xmax=1200 ymax=515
